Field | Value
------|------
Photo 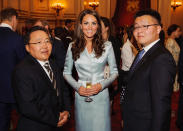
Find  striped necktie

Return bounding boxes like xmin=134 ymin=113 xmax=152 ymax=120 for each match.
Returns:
xmin=44 ymin=62 xmax=58 ymax=96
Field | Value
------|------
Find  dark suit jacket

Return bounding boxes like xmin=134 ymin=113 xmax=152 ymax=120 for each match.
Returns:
xmin=0 ymin=27 xmax=25 ymax=103
xmin=108 ymin=36 xmax=122 ymax=97
xmin=63 ymin=27 xmax=73 ymax=50
xmin=63 ymin=27 xmax=73 ymax=39
xmin=123 ymin=41 xmax=176 ymax=131
xmin=13 ymin=55 xmax=71 ymax=131
xmin=51 ymin=38 xmax=66 ymax=71
xmin=178 ymin=41 xmax=183 ymax=85
xmin=108 ymin=35 xmax=121 ymax=72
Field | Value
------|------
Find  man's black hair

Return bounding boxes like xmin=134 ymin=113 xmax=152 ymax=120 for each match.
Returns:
xmin=65 ymin=19 xmax=72 ymax=26
xmin=167 ymin=24 xmax=180 ymax=36
xmin=134 ymin=9 xmax=162 ymax=26
xmin=24 ymin=26 xmax=49 ymax=45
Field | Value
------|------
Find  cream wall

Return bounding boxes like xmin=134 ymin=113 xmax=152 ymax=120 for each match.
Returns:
xmin=151 ymin=0 xmax=183 ymax=37
xmin=0 ymin=0 xmax=2 ymax=11
xmin=151 ymin=0 xmax=171 ymax=37
xmin=110 ymin=0 xmax=117 ymax=18
xmin=82 ymin=0 xmax=116 ymax=18
xmin=171 ymin=5 xmax=183 ymax=31
xmin=1 ymin=0 xmax=183 ymax=30
xmin=97 ymin=0 xmax=116 ymax=18
xmin=98 ymin=0 xmax=111 ymax=18
xmin=0 ymin=0 xmax=116 ymax=32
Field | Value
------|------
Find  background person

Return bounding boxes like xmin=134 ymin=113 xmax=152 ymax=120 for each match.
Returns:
xmin=0 ymin=7 xmax=25 ymax=131
xmin=165 ymin=24 xmax=181 ymax=92
xmin=100 ymin=16 xmax=121 ymax=114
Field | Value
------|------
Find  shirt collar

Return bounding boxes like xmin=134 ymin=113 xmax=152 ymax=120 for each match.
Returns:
xmin=55 ymin=36 xmax=61 ymax=41
xmin=0 ymin=23 xmax=13 ymax=30
xmin=64 ymin=26 xmax=69 ymax=31
xmin=143 ymin=39 xmax=160 ymax=53
xmin=37 ymin=60 xmax=49 ymax=67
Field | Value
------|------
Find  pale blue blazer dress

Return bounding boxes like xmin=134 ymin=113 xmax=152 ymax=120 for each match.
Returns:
xmin=63 ymin=41 xmax=118 ymax=131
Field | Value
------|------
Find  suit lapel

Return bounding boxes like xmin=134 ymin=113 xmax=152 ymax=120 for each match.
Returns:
xmin=128 ymin=41 xmax=162 ymax=79
xmin=28 ymin=55 xmax=55 ymax=89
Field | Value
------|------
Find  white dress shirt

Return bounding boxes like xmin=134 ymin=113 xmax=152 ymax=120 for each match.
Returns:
xmin=37 ymin=60 xmax=52 ymax=81
xmin=143 ymin=39 xmax=160 ymax=56
xmin=0 ymin=23 xmax=13 ymax=30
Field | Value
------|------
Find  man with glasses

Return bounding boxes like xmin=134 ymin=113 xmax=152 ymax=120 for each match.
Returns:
xmin=123 ymin=9 xmax=176 ymax=131
xmin=13 ymin=26 xmax=71 ymax=131
xmin=33 ymin=19 xmax=66 ymax=71
xmin=0 ymin=8 xmax=25 ymax=131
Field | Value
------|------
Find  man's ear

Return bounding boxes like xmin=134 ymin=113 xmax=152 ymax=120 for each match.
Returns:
xmin=11 ymin=16 xmax=16 ymax=23
xmin=157 ymin=25 xmax=162 ymax=34
xmin=25 ymin=44 xmax=30 ymax=53
xmin=45 ymin=25 xmax=49 ymax=30
xmin=11 ymin=16 xmax=17 ymax=31
xmin=106 ymin=27 xmax=109 ymax=32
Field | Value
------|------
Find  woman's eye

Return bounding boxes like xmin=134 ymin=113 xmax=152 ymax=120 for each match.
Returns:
xmin=92 ymin=22 xmax=97 ymax=25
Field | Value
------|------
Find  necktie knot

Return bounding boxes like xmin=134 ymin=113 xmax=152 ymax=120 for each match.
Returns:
xmin=44 ymin=62 xmax=53 ymax=81
xmin=130 ymin=49 xmax=145 ymax=70
xmin=138 ymin=49 xmax=145 ymax=59
xmin=44 ymin=62 xmax=51 ymax=72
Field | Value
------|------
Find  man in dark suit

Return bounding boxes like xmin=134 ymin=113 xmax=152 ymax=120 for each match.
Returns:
xmin=123 ymin=9 xmax=176 ymax=131
xmin=63 ymin=19 xmax=74 ymax=43
xmin=51 ymin=27 xmax=66 ymax=71
xmin=0 ymin=8 xmax=25 ymax=131
xmin=33 ymin=20 xmax=66 ymax=71
xmin=13 ymin=26 xmax=71 ymax=131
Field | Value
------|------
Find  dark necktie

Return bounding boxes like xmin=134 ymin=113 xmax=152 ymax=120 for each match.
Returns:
xmin=131 ymin=49 xmax=145 ymax=70
xmin=44 ymin=62 xmax=58 ymax=96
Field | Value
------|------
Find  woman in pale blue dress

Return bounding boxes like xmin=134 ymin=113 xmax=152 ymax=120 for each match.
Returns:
xmin=63 ymin=9 xmax=118 ymax=131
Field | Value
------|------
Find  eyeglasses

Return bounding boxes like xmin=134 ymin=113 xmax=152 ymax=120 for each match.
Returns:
xmin=29 ymin=39 xmax=51 ymax=45
xmin=133 ymin=24 xmax=159 ymax=31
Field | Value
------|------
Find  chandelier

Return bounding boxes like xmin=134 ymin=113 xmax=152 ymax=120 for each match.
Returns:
xmin=89 ymin=0 xmax=99 ymax=10
xmin=171 ymin=0 xmax=182 ymax=11
xmin=51 ymin=2 xmax=64 ymax=16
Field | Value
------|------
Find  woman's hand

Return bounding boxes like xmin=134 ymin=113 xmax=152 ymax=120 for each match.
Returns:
xmin=78 ymin=86 xmax=88 ymax=96
xmin=86 ymin=83 xmax=102 ymax=96
xmin=78 ymin=84 xmax=102 ymax=96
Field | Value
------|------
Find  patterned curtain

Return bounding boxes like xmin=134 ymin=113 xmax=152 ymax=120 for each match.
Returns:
xmin=112 ymin=0 xmax=151 ymax=27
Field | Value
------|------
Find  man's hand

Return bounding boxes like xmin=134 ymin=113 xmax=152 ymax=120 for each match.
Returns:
xmin=57 ymin=111 xmax=70 ymax=127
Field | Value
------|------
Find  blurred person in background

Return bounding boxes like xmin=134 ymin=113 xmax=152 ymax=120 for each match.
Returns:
xmin=64 ymin=19 xmax=74 ymax=42
xmin=120 ymin=26 xmax=137 ymax=128
xmin=165 ymin=24 xmax=181 ymax=92
xmin=0 ymin=7 xmax=26 ymax=131
xmin=100 ymin=16 xmax=121 ymax=114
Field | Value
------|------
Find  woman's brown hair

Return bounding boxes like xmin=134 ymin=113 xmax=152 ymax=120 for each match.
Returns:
xmin=71 ymin=9 xmax=105 ymax=61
